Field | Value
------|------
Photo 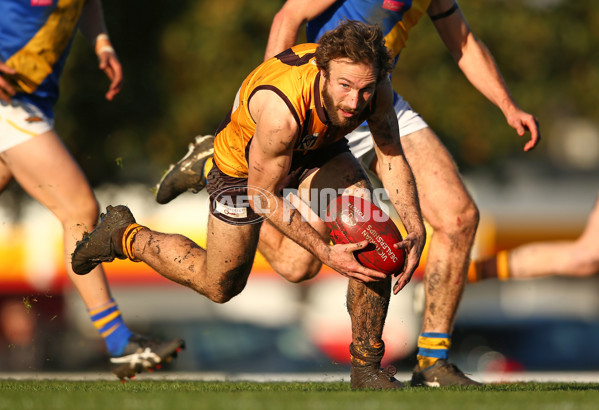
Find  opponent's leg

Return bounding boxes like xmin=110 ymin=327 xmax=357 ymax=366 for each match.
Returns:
xmin=470 ymin=194 xmax=599 ymax=281
xmin=566 ymin=194 xmax=599 ymax=276
xmin=1 ymin=131 xmax=183 ymax=379
xmin=2 ymin=132 xmax=111 ymax=307
xmin=374 ymin=127 xmax=480 ymax=386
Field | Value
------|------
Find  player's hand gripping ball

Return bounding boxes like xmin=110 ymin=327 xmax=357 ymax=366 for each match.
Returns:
xmin=325 ymin=195 xmax=405 ymax=275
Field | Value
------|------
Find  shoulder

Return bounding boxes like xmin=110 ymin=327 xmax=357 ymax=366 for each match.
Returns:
xmin=271 ymin=43 xmax=319 ymax=66
xmin=250 ymin=45 xmax=320 ymax=125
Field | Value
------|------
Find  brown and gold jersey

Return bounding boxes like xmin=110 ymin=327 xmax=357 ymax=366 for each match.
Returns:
xmin=214 ymin=43 xmax=345 ymax=179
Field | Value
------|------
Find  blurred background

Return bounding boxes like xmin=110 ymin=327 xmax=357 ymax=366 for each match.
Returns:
xmin=1 ymin=0 xmax=598 ymax=376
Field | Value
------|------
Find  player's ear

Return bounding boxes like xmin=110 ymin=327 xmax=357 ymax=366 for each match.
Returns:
xmin=320 ymin=69 xmax=328 ymax=81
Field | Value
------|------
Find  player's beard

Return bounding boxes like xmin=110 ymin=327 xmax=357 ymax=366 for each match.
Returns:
xmin=321 ymin=82 xmax=366 ymax=130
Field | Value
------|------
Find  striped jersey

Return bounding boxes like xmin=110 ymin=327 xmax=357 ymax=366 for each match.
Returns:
xmin=307 ymin=0 xmax=432 ymax=61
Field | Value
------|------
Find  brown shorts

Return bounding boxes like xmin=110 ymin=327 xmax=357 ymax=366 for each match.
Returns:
xmin=206 ymin=138 xmax=351 ymax=225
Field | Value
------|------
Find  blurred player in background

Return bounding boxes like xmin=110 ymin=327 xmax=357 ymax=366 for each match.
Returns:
xmin=0 ymin=0 xmax=183 ymax=379
xmin=155 ymin=0 xmax=540 ymax=386
xmin=72 ymin=21 xmax=427 ymax=390
xmin=469 ymin=193 xmax=599 ymax=282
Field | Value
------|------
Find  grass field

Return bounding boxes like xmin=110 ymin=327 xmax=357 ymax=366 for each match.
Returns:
xmin=2 ymin=380 xmax=599 ymax=410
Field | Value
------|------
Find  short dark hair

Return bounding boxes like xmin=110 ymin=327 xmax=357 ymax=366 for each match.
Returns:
xmin=315 ymin=20 xmax=393 ymax=82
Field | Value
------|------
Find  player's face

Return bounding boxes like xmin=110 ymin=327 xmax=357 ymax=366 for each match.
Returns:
xmin=321 ymin=58 xmax=377 ymax=129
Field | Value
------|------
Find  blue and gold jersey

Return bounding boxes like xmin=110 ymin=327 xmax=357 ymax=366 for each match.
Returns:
xmin=0 ymin=0 xmax=85 ymax=118
xmin=307 ymin=0 xmax=431 ymax=113
xmin=307 ymin=0 xmax=431 ymax=63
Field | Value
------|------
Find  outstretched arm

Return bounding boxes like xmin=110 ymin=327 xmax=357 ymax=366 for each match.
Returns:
xmin=264 ymin=0 xmax=336 ymax=60
xmin=79 ymin=0 xmax=122 ymax=100
xmin=429 ymin=0 xmax=540 ymax=151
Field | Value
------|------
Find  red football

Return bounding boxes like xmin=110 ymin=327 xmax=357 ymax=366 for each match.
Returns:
xmin=325 ymin=195 xmax=405 ymax=275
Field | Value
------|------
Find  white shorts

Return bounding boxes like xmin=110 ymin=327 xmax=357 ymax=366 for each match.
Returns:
xmin=347 ymin=94 xmax=428 ymax=163
xmin=0 ymin=100 xmax=54 ymax=153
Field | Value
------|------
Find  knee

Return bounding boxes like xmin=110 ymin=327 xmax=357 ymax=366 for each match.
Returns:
xmin=206 ymin=292 xmax=237 ymax=304
xmin=569 ymin=248 xmax=599 ymax=277
xmin=462 ymin=201 xmax=480 ymax=234
xmin=200 ymin=266 xmax=251 ymax=304
xmin=63 ymin=196 xmax=101 ymax=230
xmin=280 ymin=263 xmax=321 ymax=283
xmin=273 ymin=258 xmax=321 ymax=283
xmin=81 ymin=198 xmax=101 ymax=225
xmin=201 ymin=283 xmax=243 ymax=304
xmin=434 ymin=198 xmax=479 ymax=241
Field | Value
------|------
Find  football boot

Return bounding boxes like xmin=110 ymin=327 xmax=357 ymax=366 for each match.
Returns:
xmin=411 ymin=359 xmax=481 ymax=387
xmin=155 ymin=134 xmax=214 ymax=204
xmin=111 ymin=334 xmax=185 ymax=380
xmin=71 ymin=205 xmax=135 ymax=275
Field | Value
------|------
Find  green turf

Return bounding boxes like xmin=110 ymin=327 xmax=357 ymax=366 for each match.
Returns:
xmin=1 ymin=380 xmax=599 ymax=410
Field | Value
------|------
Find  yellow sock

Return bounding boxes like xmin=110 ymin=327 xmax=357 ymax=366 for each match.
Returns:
xmin=121 ymin=223 xmax=146 ymax=262
xmin=417 ymin=333 xmax=450 ymax=370
xmin=349 ymin=342 xmax=384 ymax=366
xmin=88 ymin=299 xmax=133 ymax=356
xmin=496 ymin=250 xmax=511 ymax=281
xmin=468 ymin=250 xmax=511 ymax=283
